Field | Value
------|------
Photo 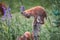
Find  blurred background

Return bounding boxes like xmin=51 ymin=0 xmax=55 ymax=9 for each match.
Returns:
xmin=0 ymin=0 xmax=60 ymax=40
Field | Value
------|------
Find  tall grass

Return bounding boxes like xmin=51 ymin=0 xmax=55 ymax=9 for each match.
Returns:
xmin=0 ymin=12 xmax=60 ymax=40
xmin=0 ymin=0 xmax=60 ymax=40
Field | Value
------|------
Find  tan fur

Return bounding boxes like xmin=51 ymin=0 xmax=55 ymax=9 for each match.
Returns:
xmin=17 ymin=32 xmax=34 ymax=40
xmin=22 ymin=6 xmax=47 ymax=24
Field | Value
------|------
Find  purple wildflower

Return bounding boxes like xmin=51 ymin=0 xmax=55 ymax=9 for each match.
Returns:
xmin=1 ymin=6 xmax=12 ymax=21
xmin=20 ymin=5 xmax=25 ymax=13
xmin=3 ymin=7 xmax=7 ymax=16
xmin=7 ymin=6 xmax=12 ymax=18
xmin=1 ymin=6 xmax=7 ymax=21
xmin=6 ymin=7 xmax=12 ymax=26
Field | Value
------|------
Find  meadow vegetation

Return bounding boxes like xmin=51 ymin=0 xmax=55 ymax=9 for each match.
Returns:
xmin=0 ymin=0 xmax=60 ymax=40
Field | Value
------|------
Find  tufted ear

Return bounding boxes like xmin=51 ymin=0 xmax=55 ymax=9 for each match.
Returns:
xmin=20 ymin=5 xmax=25 ymax=13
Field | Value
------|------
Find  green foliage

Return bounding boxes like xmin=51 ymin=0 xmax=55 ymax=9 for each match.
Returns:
xmin=0 ymin=13 xmax=33 ymax=40
xmin=0 ymin=12 xmax=60 ymax=40
xmin=0 ymin=0 xmax=60 ymax=40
